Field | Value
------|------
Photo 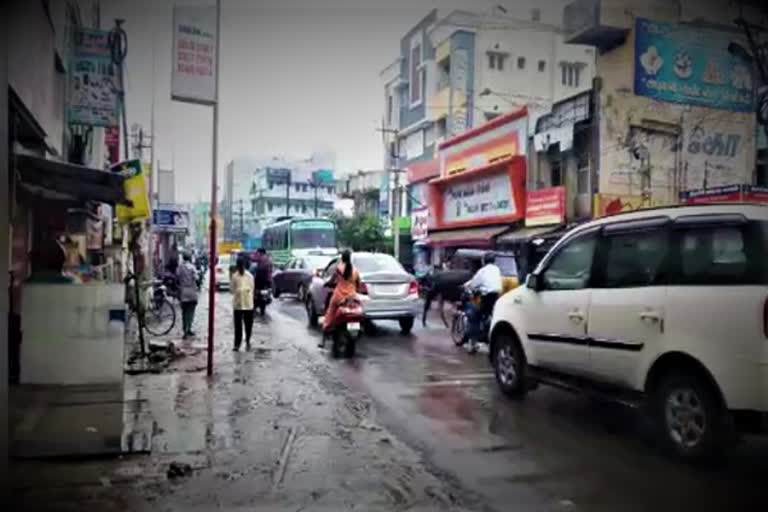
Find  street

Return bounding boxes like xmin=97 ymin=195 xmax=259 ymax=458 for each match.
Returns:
xmin=14 ymin=290 xmax=768 ymax=512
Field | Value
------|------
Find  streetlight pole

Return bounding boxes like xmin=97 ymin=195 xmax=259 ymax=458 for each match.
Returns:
xmin=206 ymin=0 xmax=221 ymax=377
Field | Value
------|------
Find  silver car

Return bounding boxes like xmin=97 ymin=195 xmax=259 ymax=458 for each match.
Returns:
xmin=305 ymin=252 xmax=420 ymax=335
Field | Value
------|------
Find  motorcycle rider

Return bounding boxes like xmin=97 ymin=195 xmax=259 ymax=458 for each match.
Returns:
xmin=250 ymin=248 xmax=273 ymax=290
xmin=462 ymin=252 xmax=502 ymax=353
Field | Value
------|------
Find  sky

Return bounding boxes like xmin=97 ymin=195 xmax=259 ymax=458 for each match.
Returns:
xmin=99 ymin=0 xmax=559 ymax=202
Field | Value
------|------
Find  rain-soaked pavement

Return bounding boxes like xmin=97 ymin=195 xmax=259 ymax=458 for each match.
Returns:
xmin=11 ymin=290 xmax=768 ymax=511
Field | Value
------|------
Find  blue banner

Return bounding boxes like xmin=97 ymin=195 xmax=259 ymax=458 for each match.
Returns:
xmin=634 ymin=18 xmax=754 ymax=112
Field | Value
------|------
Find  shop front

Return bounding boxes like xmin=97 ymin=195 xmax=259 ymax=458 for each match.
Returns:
xmin=407 ymin=159 xmax=439 ymax=275
xmin=426 ymin=108 xmax=529 ymax=263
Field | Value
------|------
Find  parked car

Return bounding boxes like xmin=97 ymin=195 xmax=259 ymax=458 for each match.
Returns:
xmin=214 ymin=253 xmax=234 ymax=291
xmin=272 ymin=254 xmax=334 ymax=301
xmin=489 ymin=204 xmax=768 ymax=461
xmin=306 ymin=252 xmax=420 ymax=334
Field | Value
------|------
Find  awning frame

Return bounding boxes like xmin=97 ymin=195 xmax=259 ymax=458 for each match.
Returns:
xmin=15 ymin=153 xmax=129 ymax=205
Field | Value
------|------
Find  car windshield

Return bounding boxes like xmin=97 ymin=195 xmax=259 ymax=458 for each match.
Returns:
xmin=353 ymin=254 xmax=404 ymax=274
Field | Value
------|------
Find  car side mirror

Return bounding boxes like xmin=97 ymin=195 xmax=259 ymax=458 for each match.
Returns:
xmin=526 ymin=273 xmax=542 ymax=291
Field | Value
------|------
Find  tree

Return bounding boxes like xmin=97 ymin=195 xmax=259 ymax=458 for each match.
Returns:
xmin=330 ymin=212 xmax=388 ymax=252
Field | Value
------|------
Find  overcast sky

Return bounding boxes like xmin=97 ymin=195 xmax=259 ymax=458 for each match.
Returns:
xmin=100 ymin=0 xmax=556 ymax=202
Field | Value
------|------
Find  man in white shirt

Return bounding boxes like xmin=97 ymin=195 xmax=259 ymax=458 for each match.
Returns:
xmin=463 ymin=253 xmax=502 ymax=352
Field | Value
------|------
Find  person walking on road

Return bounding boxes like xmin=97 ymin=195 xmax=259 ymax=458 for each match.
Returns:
xmin=232 ymin=255 xmax=255 ymax=351
xmin=177 ymin=253 xmax=199 ymax=339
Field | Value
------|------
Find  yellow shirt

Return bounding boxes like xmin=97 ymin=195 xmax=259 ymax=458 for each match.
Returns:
xmin=231 ymin=270 xmax=254 ymax=310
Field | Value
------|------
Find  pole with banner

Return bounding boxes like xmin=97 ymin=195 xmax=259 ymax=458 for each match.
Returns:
xmin=171 ymin=0 xmax=220 ymax=376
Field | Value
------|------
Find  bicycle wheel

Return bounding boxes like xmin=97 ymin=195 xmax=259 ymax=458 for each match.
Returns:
xmin=143 ymin=298 xmax=176 ymax=336
xmin=451 ymin=312 xmax=466 ymax=346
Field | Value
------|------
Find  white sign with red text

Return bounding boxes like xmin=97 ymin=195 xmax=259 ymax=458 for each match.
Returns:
xmin=172 ymin=1 xmax=217 ymax=104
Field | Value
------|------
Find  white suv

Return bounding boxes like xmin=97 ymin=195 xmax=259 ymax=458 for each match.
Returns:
xmin=490 ymin=204 xmax=768 ymax=460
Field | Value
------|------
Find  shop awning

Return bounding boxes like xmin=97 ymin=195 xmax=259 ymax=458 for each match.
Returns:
xmin=497 ymin=225 xmax=563 ymax=243
xmin=15 ymin=154 xmax=129 ymax=205
xmin=426 ymin=225 xmax=511 ymax=248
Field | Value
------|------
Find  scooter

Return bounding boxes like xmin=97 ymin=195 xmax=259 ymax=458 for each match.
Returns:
xmin=325 ymin=298 xmax=363 ymax=358
xmin=254 ymin=287 xmax=272 ymax=316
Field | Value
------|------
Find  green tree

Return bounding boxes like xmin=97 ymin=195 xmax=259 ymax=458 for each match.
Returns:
xmin=330 ymin=212 xmax=388 ymax=252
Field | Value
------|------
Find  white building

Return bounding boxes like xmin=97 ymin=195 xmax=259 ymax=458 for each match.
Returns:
xmin=381 ymin=3 xmax=595 ymax=170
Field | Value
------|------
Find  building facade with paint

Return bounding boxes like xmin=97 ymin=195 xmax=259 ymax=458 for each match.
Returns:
xmin=564 ymin=0 xmax=766 ymax=215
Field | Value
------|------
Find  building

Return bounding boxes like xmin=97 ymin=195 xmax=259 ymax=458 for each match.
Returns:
xmin=563 ymin=0 xmax=767 ymax=214
xmin=7 ymin=0 xmax=135 ymax=458
xmin=336 ymin=169 xmax=390 ymax=217
xmin=248 ymin=154 xmax=337 ymax=234
xmin=223 ymin=157 xmax=257 ymax=240
xmin=380 ymin=4 xmax=595 ymax=173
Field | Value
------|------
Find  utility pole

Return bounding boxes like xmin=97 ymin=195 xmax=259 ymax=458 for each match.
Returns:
xmin=238 ymin=199 xmax=244 ymax=241
xmin=377 ymin=122 xmax=404 ymax=261
xmin=286 ymin=171 xmax=291 ymax=217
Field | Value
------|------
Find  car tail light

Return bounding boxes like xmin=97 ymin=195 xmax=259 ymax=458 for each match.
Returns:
xmin=358 ymin=282 xmax=369 ymax=295
xmin=408 ymin=281 xmax=419 ymax=296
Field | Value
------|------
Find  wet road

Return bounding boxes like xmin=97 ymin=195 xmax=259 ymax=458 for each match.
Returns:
xmin=271 ymin=294 xmax=768 ymax=512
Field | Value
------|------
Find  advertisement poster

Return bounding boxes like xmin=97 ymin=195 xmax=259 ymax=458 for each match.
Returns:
xmin=68 ymin=29 xmax=118 ymax=126
xmin=112 ymin=159 xmax=151 ymax=224
xmin=153 ymin=207 xmax=190 ymax=233
xmin=680 ymin=184 xmax=768 ymax=205
xmin=526 ymin=186 xmax=565 ymax=226
xmin=634 ymin=18 xmax=754 ymax=112
xmin=443 ymin=173 xmax=516 ymax=224
xmin=411 ymin=208 xmax=429 ymax=241
xmin=172 ymin=1 xmax=217 ymax=104
xmin=593 ymin=194 xmax=670 ymax=218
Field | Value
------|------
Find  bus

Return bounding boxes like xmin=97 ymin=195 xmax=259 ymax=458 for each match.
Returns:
xmin=262 ymin=218 xmax=338 ymax=266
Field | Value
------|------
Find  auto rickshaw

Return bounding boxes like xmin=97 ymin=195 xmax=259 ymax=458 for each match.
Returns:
xmin=448 ymin=249 xmax=520 ymax=294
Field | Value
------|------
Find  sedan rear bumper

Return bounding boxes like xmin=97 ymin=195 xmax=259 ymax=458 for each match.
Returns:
xmin=360 ymin=295 xmax=420 ymax=320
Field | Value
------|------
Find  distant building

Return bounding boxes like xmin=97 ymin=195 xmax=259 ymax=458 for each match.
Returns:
xmin=223 ymin=158 xmax=257 ymax=240
xmin=336 ymin=170 xmax=390 ymax=216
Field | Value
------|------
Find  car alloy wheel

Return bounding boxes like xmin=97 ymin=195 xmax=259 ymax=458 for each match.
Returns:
xmin=496 ymin=344 xmax=518 ymax=388
xmin=665 ymin=388 xmax=707 ymax=450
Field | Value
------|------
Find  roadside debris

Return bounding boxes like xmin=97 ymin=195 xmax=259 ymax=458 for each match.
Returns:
xmin=167 ymin=461 xmax=193 ymax=479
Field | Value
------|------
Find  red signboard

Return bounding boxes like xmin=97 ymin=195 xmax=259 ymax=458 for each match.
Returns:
xmin=428 ymin=156 xmax=527 ymax=230
xmin=439 ymin=107 xmax=528 ymax=177
xmin=526 ymin=186 xmax=566 ymax=226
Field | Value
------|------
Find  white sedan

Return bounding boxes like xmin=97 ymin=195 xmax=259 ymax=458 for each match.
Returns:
xmin=214 ymin=253 xmax=233 ymax=291
xmin=305 ymin=252 xmax=420 ymax=335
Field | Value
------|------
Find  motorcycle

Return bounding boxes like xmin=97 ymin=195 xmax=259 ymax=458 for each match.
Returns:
xmin=325 ymin=297 xmax=363 ymax=358
xmin=451 ymin=288 xmax=494 ymax=354
xmin=254 ymin=287 xmax=272 ymax=316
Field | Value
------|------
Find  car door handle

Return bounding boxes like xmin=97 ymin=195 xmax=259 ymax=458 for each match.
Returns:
xmin=567 ymin=310 xmax=585 ymax=323
xmin=639 ymin=311 xmax=661 ymax=322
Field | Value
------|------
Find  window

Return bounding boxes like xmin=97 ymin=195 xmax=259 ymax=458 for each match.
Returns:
xmin=488 ymin=53 xmax=506 ymax=71
xmin=561 ymin=62 xmax=584 ymax=87
xmin=267 ymin=202 xmax=273 ymax=211
xmin=410 ymin=41 xmax=422 ymax=104
xmin=269 ymin=181 xmax=275 ymax=190
xmin=600 ymin=230 xmax=669 ymax=288
xmin=675 ymin=225 xmax=763 ymax=285
xmin=295 ymin=183 xmax=300 ymax=192
xmin=302 ymin=184 xmax=308 ymax=192
xmin=542 ymin=233 xmax=597 ymax=290
xmin=538 ymin=60 xmax=546 ymax=72
xmin=387 ymin=93 xmax=393 ymax=125
xmin=517 ymin=56 xmax=526 ymax=69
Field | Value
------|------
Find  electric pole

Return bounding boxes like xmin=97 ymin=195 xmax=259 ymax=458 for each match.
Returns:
xmin=377 ymin=122 xmax=404 ymax=262
xmin=238 ymin=199 xmax=244 ymax=241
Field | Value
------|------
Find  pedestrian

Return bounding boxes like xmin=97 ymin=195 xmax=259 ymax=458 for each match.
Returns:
xmin=177 ymin=253 xmax=199 ymax=338
xmin=231 ymin=254 xmax=255 ymax=351
xmin=319 ymin=249 xmax=360 ymax=348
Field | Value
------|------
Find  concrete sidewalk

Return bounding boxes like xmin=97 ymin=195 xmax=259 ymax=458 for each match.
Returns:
xmin=11 ymin=297 xmax=480 ymax=512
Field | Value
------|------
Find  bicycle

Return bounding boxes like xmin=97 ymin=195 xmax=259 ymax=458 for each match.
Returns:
xmin=125 ymin=272 xmax=176 ymax=337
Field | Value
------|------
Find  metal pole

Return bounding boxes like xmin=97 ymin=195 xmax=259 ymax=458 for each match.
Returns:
xmin=286 ymin=171 xmax=291 ymax=216
xmin=314 ymin=182 xmax=318 ymax=217
xmin=207 ymin=0 xmax=221 ymax=377
xmin=393 ymin=170 xmax=400 ymax=261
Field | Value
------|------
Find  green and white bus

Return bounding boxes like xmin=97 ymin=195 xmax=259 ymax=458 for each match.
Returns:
xmin=262 ymin=218 xmax=338 ymax=266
